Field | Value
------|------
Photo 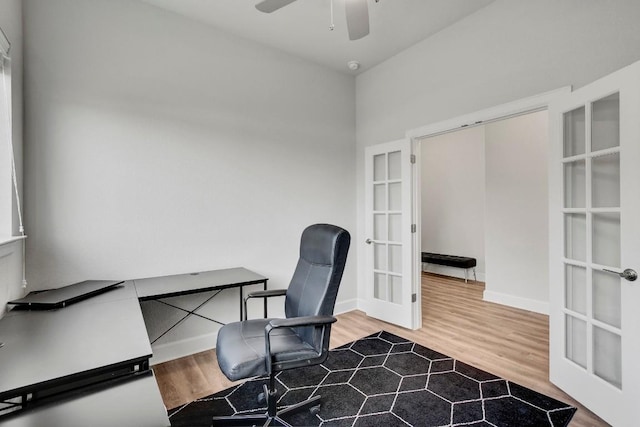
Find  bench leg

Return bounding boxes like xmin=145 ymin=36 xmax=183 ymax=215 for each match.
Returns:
xmin=473 ymin=268 xmax=477 ymax=282
xmin=464 ymin=269 xmax=468 ymax=283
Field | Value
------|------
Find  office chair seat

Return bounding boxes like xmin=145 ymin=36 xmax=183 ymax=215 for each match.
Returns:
xmin=216 ymin=318 xmax=318 ymax=381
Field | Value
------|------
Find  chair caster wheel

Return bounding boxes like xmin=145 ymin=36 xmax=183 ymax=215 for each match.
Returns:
xmin=258 ymin=392 xmax=266 ymax=404
xmin=309 ymin=404 xmax=321 ymax=415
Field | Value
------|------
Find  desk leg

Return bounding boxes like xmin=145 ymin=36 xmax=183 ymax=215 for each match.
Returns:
xmin=239 ymin=286 xmax=244 ymax=321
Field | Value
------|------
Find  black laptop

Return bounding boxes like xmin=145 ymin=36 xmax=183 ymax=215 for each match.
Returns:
xmin=8 ymin=280 xmax=124 ymax=309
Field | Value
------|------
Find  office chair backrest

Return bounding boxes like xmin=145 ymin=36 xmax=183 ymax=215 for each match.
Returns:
xmin=284 ymin=223 xmax=350 ymax=347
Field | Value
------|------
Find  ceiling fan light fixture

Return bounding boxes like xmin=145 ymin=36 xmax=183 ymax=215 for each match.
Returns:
xmin=347 ymin=60 xmax=361 ymax=71
xmin=255 ymin=0 xmax=371 ymax=41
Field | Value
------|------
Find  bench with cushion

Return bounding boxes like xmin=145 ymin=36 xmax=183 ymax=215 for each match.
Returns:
xmin=421 ymin=252 xmax=477 ymax=283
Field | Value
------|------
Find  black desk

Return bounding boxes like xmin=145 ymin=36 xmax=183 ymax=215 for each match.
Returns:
xmin=134 ymin=267 xmax=269 ymax=317
xmin=0 ymin=373 xmax=169 ymax=427
xmin=134 ymin=267 xmax=268 ymax=345
xmin=0 ymin=267 xmax=268 ymax=425
xmin=0 ymin=282 xmax=152 ymax=412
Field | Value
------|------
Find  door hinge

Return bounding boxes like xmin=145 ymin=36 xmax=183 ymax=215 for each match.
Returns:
xmin=411 ymin=224 xmax=416 ymax=233
xmin=410 ymin=154 xmax=416 ymax=164
xmin=412 ymin=293 xmax=417 ymax=303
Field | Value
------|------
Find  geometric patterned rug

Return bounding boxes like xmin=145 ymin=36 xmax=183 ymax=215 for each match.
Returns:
xmin=168 ymin=331 xmax=576 ymax=426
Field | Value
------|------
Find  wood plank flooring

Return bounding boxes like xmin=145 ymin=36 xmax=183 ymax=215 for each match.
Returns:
xmin=153 ymin=273 xmax=607 ymax=426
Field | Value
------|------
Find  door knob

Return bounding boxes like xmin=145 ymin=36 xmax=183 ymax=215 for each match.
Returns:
xmin=365 ymin=238 xmax=372 ymax=245
xmin=602 ymin=268 xmax=637 ymax=282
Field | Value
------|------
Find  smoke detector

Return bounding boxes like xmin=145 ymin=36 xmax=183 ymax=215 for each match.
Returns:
xmin=347 ymin=60 xmax=361 ymax=71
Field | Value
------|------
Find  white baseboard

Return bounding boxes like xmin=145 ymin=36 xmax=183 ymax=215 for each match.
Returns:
xmin=356 ymin=298 xmax=368 ymax=313
xmin=334 ymin=298 xmax=358 ymax=315
xmin=483 ymin=290 xmax=549 ymax=315
xmin=150 ymin=332 xmax=218 ymax=366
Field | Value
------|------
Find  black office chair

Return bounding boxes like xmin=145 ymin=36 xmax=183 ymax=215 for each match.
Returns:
xmin=212 ymin=224 xmax=350 ymax=426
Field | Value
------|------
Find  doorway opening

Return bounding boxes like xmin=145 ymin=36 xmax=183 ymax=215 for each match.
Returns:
xmin=415 ymin=109 xmax=550 ymax=317
xmin=405 ymin=88 xmax=571 ymax=329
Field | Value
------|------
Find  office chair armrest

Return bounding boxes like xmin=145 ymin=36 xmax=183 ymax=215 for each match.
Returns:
xmin=246 ymin=289 xmax=287 ymax=299
xmin=267 ymin=315 xmax=337 ymax=330
xmin=244 ymin=289 xmax=287 ymax=320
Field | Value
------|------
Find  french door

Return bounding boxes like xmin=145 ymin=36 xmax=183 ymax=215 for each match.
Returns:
xmin=549 ymin=61 xmax=640 ymax=426
xmin=364 ymin=139 xmax=415 ymax=329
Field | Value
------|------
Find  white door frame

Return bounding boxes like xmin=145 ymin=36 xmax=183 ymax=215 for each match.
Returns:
xmin=404 ymin=87 xmax=571 ymax=328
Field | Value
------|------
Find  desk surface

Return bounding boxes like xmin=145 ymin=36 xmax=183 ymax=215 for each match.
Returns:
xmin=0 ymin=373 xmax=170 ymax=427
xmin=0 ymin=282 xmax=152 ymax=401
xmin=134 ymin=267 xmax=267 ymax=300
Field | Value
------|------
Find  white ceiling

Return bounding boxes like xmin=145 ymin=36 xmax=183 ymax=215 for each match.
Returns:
xmin=140 ymin=0 xmax=495 ymax=74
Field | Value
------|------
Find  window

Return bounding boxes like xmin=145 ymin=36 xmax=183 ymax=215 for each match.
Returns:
xmin=1 ymin=25 xmax=22 ymax=240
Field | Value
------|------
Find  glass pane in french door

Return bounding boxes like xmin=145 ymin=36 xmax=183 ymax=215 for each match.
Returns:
xmin=564 ymin=214 xmax=586 ymax=262
xmin=592 ymin=213 xmax=620 ymax=268
xmin=564 ymin=160 xmax=586 ymax=208
xmin=592 ymin=153 xmax=620 ymax=207
xmin=563 ymin=106 xmax=586 ymax=157
xmin=592 ymin=269 xmax=621 ymax=328
xmin=593 ymin=326 xmax=622 ymax=388
xmin=565 ymin=264 xmax=586 ymax=315
xmin=565 ymin=314 xmax=587 ymax=368
xmin=372 ymin=150 xmax=403 ymax=304
xmin=591 ymin=93 xmax=620 ymax=152
xmin=561 ymin=92 xmax=622 ymax=390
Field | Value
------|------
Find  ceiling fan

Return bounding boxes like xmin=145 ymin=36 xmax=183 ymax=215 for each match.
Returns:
xmin=255 ymin=0 xmax=372 ymax=41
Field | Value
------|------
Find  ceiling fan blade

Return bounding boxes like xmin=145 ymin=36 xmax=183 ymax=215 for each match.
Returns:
xmin=255 ymin=0 xmax=297 ymax=13
xmin=345 ymin=0 xmax=370 ymax=41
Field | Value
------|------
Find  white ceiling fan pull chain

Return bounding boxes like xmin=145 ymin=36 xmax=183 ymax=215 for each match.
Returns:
xmin=329 ymin=0 xmax=335 ymax=31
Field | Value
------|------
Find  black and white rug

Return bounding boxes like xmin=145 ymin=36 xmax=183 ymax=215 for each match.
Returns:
xmin=168 ymin=331 xmax=576 ymax=426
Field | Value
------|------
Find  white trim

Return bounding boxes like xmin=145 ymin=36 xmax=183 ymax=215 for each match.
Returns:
xmin=0 ymin=238 xmax=19 ymax=260
xmin=334 ymin=298 xmax=358 ymax=315
xmin=0 ymin=234 xmax=26 ymax=248
xmin=149 ymin=332 xmax=217 ymax=365
xmin=483 ymin=290 xmax=549 ymax=315
xmin=411 ymin=139 xmax=422 ymax=329
xmin=0 ymin=26 xmax=9 ymax=57
xmin=406 ymin=87 xmax=572 ymax=140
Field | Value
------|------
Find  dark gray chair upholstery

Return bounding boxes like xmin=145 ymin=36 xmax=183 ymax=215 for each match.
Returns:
xmin=212 ymin=224 xmax=351 ymax=426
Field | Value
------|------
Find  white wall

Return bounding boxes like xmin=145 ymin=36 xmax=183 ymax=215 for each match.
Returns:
xmin=356 ymin=0 xmax=640 ymax=312
xmin=420 ymin=126 xmax=485 ymax=281
xmin=0 ymin=0 xmax=24 ymax=316
xmin=484 ymin=111 xmax=549 ymax=313
xmin=22 ymin=0 xmax=356 ymax=358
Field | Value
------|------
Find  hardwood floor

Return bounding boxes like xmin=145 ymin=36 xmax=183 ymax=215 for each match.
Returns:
xmin=153 ymin=273 xmax=608 ymax=426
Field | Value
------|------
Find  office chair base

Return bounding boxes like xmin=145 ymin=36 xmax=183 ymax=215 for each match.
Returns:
xmin=211 ymin=394 xmax=322 ymax=427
